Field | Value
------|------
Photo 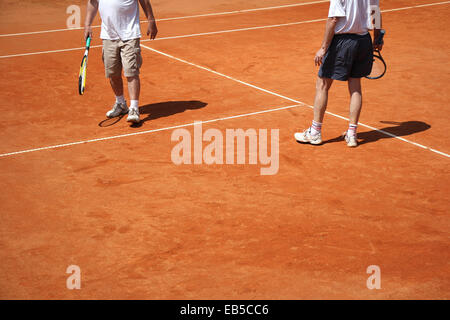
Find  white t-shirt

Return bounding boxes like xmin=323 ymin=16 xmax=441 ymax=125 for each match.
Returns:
xmin=99 ymin=0 xmax=141 ymax=40
xmin=328 ymin=0 xmax=379 ymax=35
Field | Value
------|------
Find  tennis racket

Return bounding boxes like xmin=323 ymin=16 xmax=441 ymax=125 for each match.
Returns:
xmin=366 ymin=30 xmax=386 ymax=80
xmin=78 ymin=36 xmax=91 ymax=95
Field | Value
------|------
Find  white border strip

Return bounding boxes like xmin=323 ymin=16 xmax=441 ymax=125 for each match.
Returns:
xmin=0 ymin=1 xmax=330 ymax=38
xmin=141 ymin=44 xmax=450 ymax=158
xmin=1 ymin=1 xmax=449 ymax=59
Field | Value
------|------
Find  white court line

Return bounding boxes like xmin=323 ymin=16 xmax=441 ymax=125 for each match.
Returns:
xmin=1 ymin=1 xmax=449 ymax=59
xmin=141 ymin=44 xmax=450 ymax=158
xmin=0 ymin=1 xmax=330 ymax=38
xmin=1 ymin=0 xmax=448 ymax=39
xmin=141 ymin=18 xmax=326 ymax=42
xmin=0 ymin=104 xmax=300 ymax=158
xmin=0 ymin=45 xmax=448 ymax=159
xmin=381 ymin=0 xmax=450 ymax=12
xmin=0 ymin=18 xmax=325 ymax=59
xmin=0 ymin=45 xmax=103 ymax=59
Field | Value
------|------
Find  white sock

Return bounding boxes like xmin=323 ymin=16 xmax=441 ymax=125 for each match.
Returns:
xmin=130 ymin=100 xmax=139 ymax=111
xmin=116 ymin=95 xmax=126 ymax=104
xmin=310 ymin=120 xmax=322 ymax=136
xmin=347 ymin=124 xmax=358 ymax=137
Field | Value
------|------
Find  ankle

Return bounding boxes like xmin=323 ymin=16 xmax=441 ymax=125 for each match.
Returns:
xmin=310 ymin=120 xmax=322 ymax=136
xmin=116 ymin=95 xmax=126 ymax=104
xmin=347 ymin=123 xmax=358 ymax=137
xmin=130 ymin=100 xmax=139 ymax=110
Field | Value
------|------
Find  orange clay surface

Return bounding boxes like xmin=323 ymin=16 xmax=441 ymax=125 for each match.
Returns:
xmin=0 ymin=0 xmax=449 ymax=299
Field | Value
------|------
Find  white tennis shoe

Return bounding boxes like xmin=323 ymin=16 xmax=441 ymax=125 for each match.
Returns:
xmin=294 ymin=128 xmax=322 ymax=145
xmin=106 ymin=102 xmax=129 ymax=118
xmin=344 ymin=132 xmax=358 ymax=148
xmin=127 ymin=108 xmax=140 ymax=123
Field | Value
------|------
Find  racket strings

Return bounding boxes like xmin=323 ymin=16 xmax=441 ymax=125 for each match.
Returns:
xmin=79 ymin=57 xmax=88 ymax=95
xmin=368 ymin=55 xmax=386 ymax=79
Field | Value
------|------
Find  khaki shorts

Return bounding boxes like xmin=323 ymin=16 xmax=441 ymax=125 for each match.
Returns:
xmin=102 ymin=38 xmax=143 ymax=78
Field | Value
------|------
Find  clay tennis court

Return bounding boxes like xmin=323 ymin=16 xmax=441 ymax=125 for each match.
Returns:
xmin=0 ymin=0 xmax=449 ymax=300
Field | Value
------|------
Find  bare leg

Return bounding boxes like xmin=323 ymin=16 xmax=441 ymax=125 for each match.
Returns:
xmin=313 ymin=77 xmax=334 ymax=123
xmin=109 ymin=76 xmax=124 ymax=97
xmin=127 ymin=76 xmax=140 ymax=102
xmin=348 ymin=77 xmax=362 ymax=125
xmin=294 ymin=77 xmax=333 ymax=144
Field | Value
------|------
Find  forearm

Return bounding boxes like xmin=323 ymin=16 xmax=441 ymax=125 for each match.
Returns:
xmin=139 ymin=0 xmax=156 ymax=21
xmin=84 ymin=0 xmax=98 ymax=27
xmin=320 ymin=17 xmax=338 ymax=51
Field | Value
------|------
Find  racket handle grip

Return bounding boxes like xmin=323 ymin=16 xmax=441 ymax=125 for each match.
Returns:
xmin=375 ymin=29 xmax=385 ymax=45
xmin=86 ymin=36 xmax=92 ymax=48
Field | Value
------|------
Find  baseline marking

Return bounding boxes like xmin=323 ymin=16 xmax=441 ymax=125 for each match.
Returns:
xmin=141 ymin=44 xmax=449 ymax=158
xmin=0 ymin=104 xmax=300 ymax=158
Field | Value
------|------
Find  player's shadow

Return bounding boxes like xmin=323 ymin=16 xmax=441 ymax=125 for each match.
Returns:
xmin=322 ymin=121 xmax=431 ymax=146
xmin=98 ymin=100 xmax=207 ymax=128
xmin=131 ymin=100 xmax=208 ymax=128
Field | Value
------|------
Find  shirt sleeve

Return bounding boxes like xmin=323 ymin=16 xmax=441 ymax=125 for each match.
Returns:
xmin=328 ymin=0 xmax=346 ymax=18
xmin=370 ymin=0 xmax=380 ymax=6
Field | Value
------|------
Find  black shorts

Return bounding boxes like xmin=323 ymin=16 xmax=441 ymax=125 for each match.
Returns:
xmin=319 ymin=33 xmax=373 ymax=81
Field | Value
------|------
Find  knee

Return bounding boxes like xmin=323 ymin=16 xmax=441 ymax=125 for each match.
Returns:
xmin=126 ymin=75 xmax=139 ymax=82
xmin=109 ymin=75 xmax=122 ymax=83
xmin=316 ymin=78 xmax=330 ymax=92
xmin=348 ymin=78 xmax=362 ymax=93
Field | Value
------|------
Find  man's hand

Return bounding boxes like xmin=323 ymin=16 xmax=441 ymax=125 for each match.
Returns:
xmin=315 ymin=17 xmax=338 ymax=67
xmin=373 ymin=42 xmax=383 ymax=51
xmin=140 ymin=0 xmax=158 ymax=39
xmin=315 ymin=48 xmax=327 ymax=66
xmin=147 ymin=19 xmax=158 ymax=40
xmin=84 ymin=25 xmax=93 ymax=40
xmin=373 ymin=29 xmax=384 ymax=51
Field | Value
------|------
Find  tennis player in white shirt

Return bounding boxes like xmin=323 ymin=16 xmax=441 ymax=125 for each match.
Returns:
xmin=84 ymin=0 xmax=158 ymax=124
xmin=295 ymin=0 xmax=384 ymax=147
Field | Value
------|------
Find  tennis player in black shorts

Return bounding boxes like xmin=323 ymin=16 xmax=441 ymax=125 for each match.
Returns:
xmin=295 ymin=0 xmax=384 ymax=147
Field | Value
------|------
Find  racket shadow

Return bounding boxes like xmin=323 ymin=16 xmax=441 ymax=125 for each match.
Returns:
xmin=130 ymin=100 xmax=208 ymax=128
xmin=322 ymin=121 xmax=431 ymax=146
xmin=98 ymin=114 xmax=126 ymax=127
